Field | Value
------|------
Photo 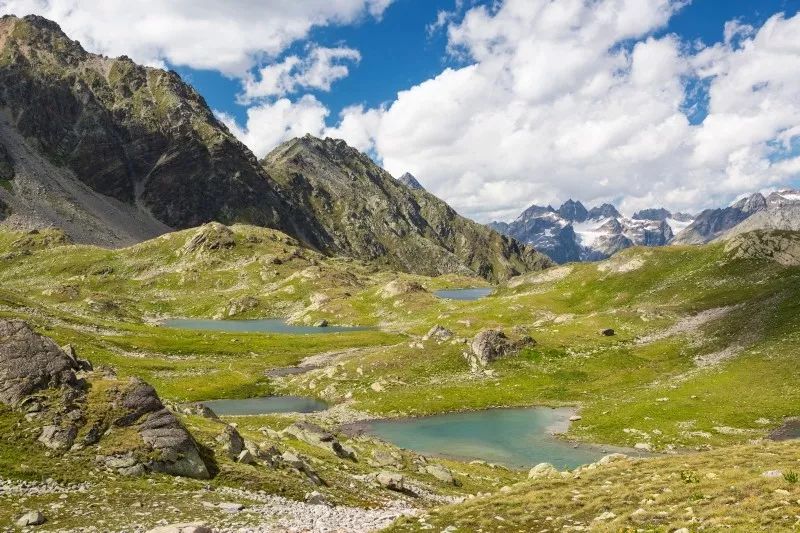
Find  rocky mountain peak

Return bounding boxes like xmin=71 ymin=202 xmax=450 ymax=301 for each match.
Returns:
xmin=732 ymin=192 xmax=767 ymax=214
xmin=588 ymin=203 xmax=621 ymax=219
xmin=398 ymin=172 xmax=424 ymax=190
xmin=516 ymin=204 xmax=555 ymax=221
xmin=633 ymin=207 xmax=671 ymax=221
xmin=557 ymin=199 xmax=589 ymax=222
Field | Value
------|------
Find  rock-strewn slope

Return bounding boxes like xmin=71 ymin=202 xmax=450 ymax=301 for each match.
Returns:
xmin=263 ymin=135 xmax=552 ymax=281
xmin=0 ymin=319 xmax=211 ymax=479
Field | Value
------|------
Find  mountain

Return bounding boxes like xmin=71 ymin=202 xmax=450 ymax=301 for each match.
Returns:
xmin=489 ymin=200 xmax=680 ymax=264
xmin=672 ymin=192 xmax=767 ymax=244
xmin=0 ymin=14 xmax=319 ymax=246
xmin=397 ymin=172 xmax=424 ymax=190
xmin=719 ymin=190 xmax=800 ymax=240
xmin=0 ymin=15 xmax=547 ymax=280
xmin=262 ymin=135 xmax=552 ymax=281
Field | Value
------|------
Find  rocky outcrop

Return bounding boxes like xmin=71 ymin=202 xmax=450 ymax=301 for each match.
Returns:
xmin=466 ymin=329 xmax=536 ymax=368
xmin=181 ymin=223 xmax=236 ymax=255
xmin=0 ymin=319 xmax=211 ymax=479
xmin=110 ymin=379 xmax=211 ymax=479
xmin=724 ymin=230 xmax=800 ymax=267
xmin=379 ymin=280 xmax=426 ymax=299
xmin=282 ymin=421 xmax=357 ymax=461
xmin=0 ymin=319 xmax=81 ymax=406
xmin=263 ymin=135 xmax=552 ymax=282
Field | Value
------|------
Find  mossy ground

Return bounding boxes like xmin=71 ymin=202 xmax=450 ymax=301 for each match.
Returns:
xmin=0 ymin=224 xmax=799 ymax=530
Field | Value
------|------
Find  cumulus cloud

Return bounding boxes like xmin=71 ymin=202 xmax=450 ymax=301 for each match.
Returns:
xmin=295 ymin=0 xmax=800 ymax=222
xmin=241 ymin=45 xmax=361 ymax=100
xmin=217 ymin=96 xmax=330 ymax=158
xmin=0 ymin=0 xmax=391 ymax=74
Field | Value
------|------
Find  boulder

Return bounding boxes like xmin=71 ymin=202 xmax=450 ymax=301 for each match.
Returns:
xmin=61 ymin=344 xmax=93 ymax=371
xmin=369 ymin=450 xmax=403 ymax=469
xmin=528 ymin=462 xmax=560 ymax=479
xmin=468 ymin=329 xmax=536 ymax=366
xmin=38 ymin=424 xmax=78 ymax=450
xmin=216 ymin=425 xmax=245 ymax=460
xmin=115 ymin=379 xmax=211 ymax=479
xmin=423 ymin=325 xmax=453 ymax=342
xmin=426 ymin=464 xmax=458 ymax=485
xmin=0 ymin=320 xmax=81 ymax=406
xmin=282 ymin=421 xmax=356 ymax=461
xmin=313 ymin=320 xmax=329 ymax=328
xmin=305 ymin=491 xmax=329 ymax=506
xmin=16 ymin=510 xmax=46 ymax=526
xmin=600 ymin=328 xmax=615 ymax=336
xmin=184 ymin=403 xmax=219 ymax=420
xmin=236 ymin=449 xmax=256 ymax=465
xmin=376 ymin=471 xmax=406 ymax=492
xmin=379 ymin=280 xmax=426 ymax=299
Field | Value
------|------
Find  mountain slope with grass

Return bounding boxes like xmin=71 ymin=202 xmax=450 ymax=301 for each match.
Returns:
xmin=0 ymin=224 xmax=799 ymax=530
xmin=262 ymin=135 xmax=551 ymax=281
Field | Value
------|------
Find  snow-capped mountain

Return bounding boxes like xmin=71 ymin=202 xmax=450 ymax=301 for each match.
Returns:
xmin=489 ymin=200 xmax=686 ymax=264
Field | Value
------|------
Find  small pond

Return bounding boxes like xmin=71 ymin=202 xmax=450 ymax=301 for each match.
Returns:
xmin=162 ymin=318 xmax=371 ymax=334
xmin=201 ymin=396 xmax=328 ymax=415
xmin=358 ymin=407 xmax=604 ymax=469
xmin=434 ymin=288 xmax=493 ymax=301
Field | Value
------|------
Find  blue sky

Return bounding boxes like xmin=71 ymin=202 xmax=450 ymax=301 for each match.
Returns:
xmin=179 ymin=0 xmax=800 ymax=129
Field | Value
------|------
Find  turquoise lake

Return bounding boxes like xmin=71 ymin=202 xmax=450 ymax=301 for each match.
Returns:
xmin=362 ymin=407 xmax=604 ymax=469
xmin=162 ymin=318 xmax=370 ymax=334
xmin=434 ymin=288 xmax=493 ymax=300
xmin=201 ymin=396 xmax=328 ymax=415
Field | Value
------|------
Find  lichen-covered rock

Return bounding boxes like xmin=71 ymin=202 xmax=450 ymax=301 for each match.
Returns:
xmin=216 ymin=424 xmax=245 ymax=460
xmin=379 ymin=280 xmax=426 ymax=299
xmin=467 ymin=329 xmax=536 ymax=367
xmin=114 ymin=379 xmax=211 ymax=479
xmin=283 ymin=421 xmax=357 ymax=461
xmin=423 ymin=325 xmax=453 ymax=342
xmin=182 ymin=223 xmax=235 ymax=255
xmin=0 ymin=319 xmax=81 ymax=406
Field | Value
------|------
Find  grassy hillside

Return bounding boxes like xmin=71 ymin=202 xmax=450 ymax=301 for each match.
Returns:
xmin=0 ymin=224 xmax=798 ymax=530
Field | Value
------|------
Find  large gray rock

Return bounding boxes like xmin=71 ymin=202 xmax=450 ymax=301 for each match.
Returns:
xmin=283 ymin=421 xmax=357 ymax=461
xmin=0 ymin=319 xmax=81 ymax=406
xmin=16 ymin=510 xmax=46 ymax=526
xmin=114 ymin=379 xmax=211 ymax=479
xmin=468 ymin=329 xmax=536 ymax=367
xmin=216 ymin=425 xmax=245 ymax=460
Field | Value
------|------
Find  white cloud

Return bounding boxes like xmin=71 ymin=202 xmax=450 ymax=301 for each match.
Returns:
xmin=292 ymin=0 xmax=800 ymax=222
xmin=217 ymin=96 xmax=329 ymax=157
xmin=0 ymin=0 xmax=391 ymax=74
xmin=242 ymin=45 xmax=361 ymax=100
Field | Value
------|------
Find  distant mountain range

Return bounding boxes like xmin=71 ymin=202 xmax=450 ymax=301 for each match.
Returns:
xmin=489 ymin=191 xmax=800 ymax=263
